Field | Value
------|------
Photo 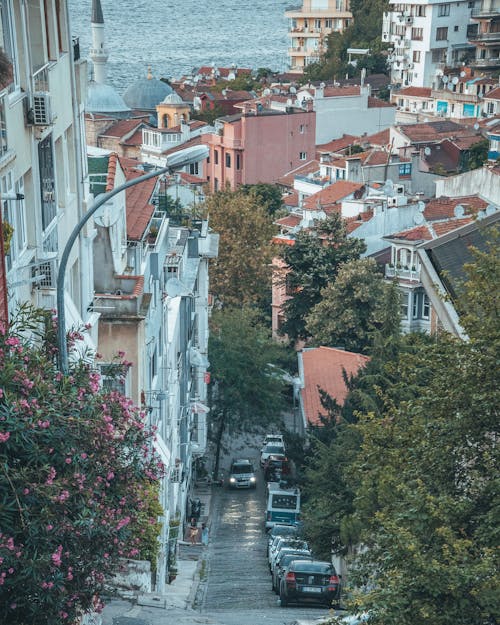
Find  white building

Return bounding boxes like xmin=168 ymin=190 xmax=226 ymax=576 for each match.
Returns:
xmin=382 ymin=0 xmax=475 ymax=88
xmin=296 ymin=80 xmax=395 ymax=144
xmin=0 ymin=0 xmax=96 ymax=343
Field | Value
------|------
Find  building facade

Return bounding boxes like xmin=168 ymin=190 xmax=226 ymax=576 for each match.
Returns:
xmin=382 ymin=0 xmax=474 ymax=88
xmin=285 ymin=0 xmax=353 ymax=72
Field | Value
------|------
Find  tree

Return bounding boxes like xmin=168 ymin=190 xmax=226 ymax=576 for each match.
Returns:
xmin=204 ymin=190 xmax=276 ymax=308
xmin=191 ymin=102 xmax=225 ymax=126
xmin=279 ymin=214 xmax=365 ymax=342
xmin=462 ymin=139 xmax=489 ymax=172
xmin=239 ymin=183 xmax=284 ymax=216
xmin=345 ymin=234 xmax=500 ymax=624
xmin=0 ymin=307 xmax=162 ymax=625
xmin=208 ymin=307 xmax=288 ymax=479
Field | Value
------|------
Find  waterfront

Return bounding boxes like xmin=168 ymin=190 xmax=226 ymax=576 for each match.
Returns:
xmin=68 ymin=0 xmax=291 ymax=91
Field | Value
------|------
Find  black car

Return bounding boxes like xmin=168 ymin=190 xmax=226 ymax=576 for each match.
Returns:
xmin=272 ymin=551 xmax=313 ymax=593
xmin=279 ymin=559 xmax=341 ymax=608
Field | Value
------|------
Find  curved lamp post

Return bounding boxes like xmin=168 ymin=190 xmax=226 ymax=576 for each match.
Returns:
xmin=56 ymin=144 xmax=209 ymax=373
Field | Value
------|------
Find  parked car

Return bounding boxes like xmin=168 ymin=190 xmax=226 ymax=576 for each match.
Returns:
xmin=267 ymin=524 xmax=298 ymax=556
xmin=228 ymin=458 xmax=256 ymax=489
xmin=263 ymin=454 xmax=290 ymax=483
xmin=263 ymin=433 xmax=285 ymax=448
xmin=272 ymin=551 xmax=313 ymax=593
xmin=260 ymin=443 xmax=286 ymax=467
xmin=279 ymin=559 xmax=341 ymax=608
xmin=270 ymin=538 xmax=309 ymax=570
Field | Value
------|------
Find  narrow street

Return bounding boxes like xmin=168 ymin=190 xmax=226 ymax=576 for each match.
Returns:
xmin=196 ymin=447 xmax=340 ymax=625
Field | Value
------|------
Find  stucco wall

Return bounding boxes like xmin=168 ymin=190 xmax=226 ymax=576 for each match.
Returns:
xmin=435 ymin=167 xmax=500 ymax=205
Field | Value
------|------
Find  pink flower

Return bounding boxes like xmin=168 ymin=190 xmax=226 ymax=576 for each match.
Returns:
xmin=65 ymin=457 xmax=72 ymax=464
xmin=46 ymin=525 xmax=53 ymax=531
xmin=80 ymin=452 xmax=87 ymax=459
xmin=51 ymin=545 xmax=63 ymax=567
xmin=0 ymin=432 xmax=10 ymax=443
xmin=23 ymin=488 xmax=29 ymax=495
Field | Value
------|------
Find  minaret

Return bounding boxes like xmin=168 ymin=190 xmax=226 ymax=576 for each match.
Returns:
xmin=90 ymin=0 xmax=108 ymax=84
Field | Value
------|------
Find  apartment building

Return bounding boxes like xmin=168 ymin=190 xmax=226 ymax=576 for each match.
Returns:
xmin=382 ymin=0 xmax=475 ymax=88
xmin=468 ymin=0 xmax=500 ymax=70
xmin=0 ymin=0 xmax=95 ymax=342
xmin=285 ymin=0 xmax=353 ymax=73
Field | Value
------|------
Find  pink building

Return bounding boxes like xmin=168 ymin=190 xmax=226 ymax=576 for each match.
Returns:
xmin=202 ymin=101 xmax=315 ymax=192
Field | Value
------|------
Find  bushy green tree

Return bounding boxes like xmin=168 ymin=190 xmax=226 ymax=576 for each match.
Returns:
xmin=0 ymin=308 xmax=162 ymax=625
xmin=305 ymin=258 xmax=390 ymax=353
xmin=240 ymin=183 xmax=283 ymax=216
xmin=204 ymin=190 xmax=276 ymax=309
xmin=279 ymin=214 xmax=365 ymax=342
xmin=208 ymin=307 xmax=288 ymax=478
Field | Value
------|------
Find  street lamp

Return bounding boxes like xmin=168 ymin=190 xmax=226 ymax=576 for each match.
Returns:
xmin=56 ymin=144 xmax=209 ymax=373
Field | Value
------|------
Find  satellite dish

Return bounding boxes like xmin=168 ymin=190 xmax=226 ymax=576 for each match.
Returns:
xmin=413 ymin=211 xmax=424 ymax=225
xmin=442 ymin=75 xmax=449 ymax=83
xmin=383 ymin=179 xmax=394 ymax=195
xmin=320 ymin=82 xmax=325 ymax=88
xmin=485 ymin=204 xmax=497 ymax=215
xmin=477 ymin=210 xmax=486 ymax=220
xmin=424 ymin=146 xmax=431 ymax=156
xmin=263 ymin=88 xmax=271 ymax=96
xmin=94 ymin=202 xmax=121 ymax=228
xmin=460 ymin=71 xmax=466 ymax=78
xmin=454 ymin=204 xmax=465 ymax=218
xmin=448 ymin=83 xmax=454 ymax=91
xmin=165 ymin=278 xmax=191 ymax=298
xmin=418 ymin=200 xmax=426 ymax=212
xmin=452 ymin=76 xmax=459 ymax=85
xmin=289 ymin=86 xmax=297 ymax=94
xmin=473 ymin=123 xmax=480 ymax=130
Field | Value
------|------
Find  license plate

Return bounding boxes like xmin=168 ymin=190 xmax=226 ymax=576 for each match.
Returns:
xmin=302 ymin=586 xmax=322 ymax=593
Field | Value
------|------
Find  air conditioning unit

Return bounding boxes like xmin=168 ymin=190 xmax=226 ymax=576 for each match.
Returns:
xmin=32 ymin=92 xmax=53 ymax=126
xmin=405 ymin=16 xmax=413 ymax=25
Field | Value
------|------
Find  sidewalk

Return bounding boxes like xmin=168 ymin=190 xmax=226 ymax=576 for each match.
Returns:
xmin=99 ymin=481 xmax=214 ymax=625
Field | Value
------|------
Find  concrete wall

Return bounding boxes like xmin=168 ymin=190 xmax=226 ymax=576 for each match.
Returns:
xmin=435 ymin=166 xmax=500 ymax=204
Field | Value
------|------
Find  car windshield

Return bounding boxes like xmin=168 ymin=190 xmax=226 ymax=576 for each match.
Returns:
xmin=265 ymin=445 xmax=285 ymax=454
xmin=232 ymin=464 xmax=253 ymax=473
xmin=292 ymin=561 xmax=334 ymax=574
xmin=280 ymin=553 xmax=312 ymax=566
xmin=279 ymin=539 xmax=307 ymax=551
xmin=271 ymin=494 xmax=298 ymax=509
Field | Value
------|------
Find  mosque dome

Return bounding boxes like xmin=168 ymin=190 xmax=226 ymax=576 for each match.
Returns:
xmin=123 ymin=69 xmax=173 ymax=111
xmin=162 ymin=92 xmax=184 ymax=105
xmin=86 ymin=81 xmax=131 ymax=117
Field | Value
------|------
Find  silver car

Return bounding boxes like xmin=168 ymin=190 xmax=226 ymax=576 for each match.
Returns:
xmin=228 ymin=458 xmax=257 ymax=489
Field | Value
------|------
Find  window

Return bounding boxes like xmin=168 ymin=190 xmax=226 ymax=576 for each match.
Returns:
xmin=214 ymin=149 xmax=219 ymax=165
xmin=399 ymin=163 xmax=412 ymax=177
xmin=413 ymin=50 xmax=421 ymax=63
xmin=99 ymin=363 xmax=130 ymax=396
xmin=335 ymin=0 xmax=344 ymax=10
xmin=225 ymin=153 xmax=231 ymax=168
xmin=315 ymin=19 xmax=321 ymax=29
xmin=454 ymin=25 xmax=459 ymax=32
xmin=0 ymin=0 xmax=17 ymax=89
xmin=236 ymin=153 xmax=241 ymax=170
xmin=2 ymin=174 xmax=27 ymax=265
xmin=299 ymin=124 xmax=305 ymax=134
xmin=438 ymin=3 xmax=450 ymax=16
xmin=436 ymin=27 xmax=448 ymax=41
xmin=432 ymin=48 xmax=446 ymax=62
xmin=412 ymin=293 xmax=419 ymax=319
xmin=325 ymin=18 xmax=332 ymax=28
xmin=468 ymin=1 xmax=475 ymax=6
xmin=0 ymin=95 xmax=6 ymax=155
xmin=411 ymin=27 xmax=423 ymax=40
xmin=189 ymin=162 xmax=199 ymax=175
xmin=38 ymin=135 xmax=57 ymax=231
xmin=487 ymin=101 xmax=495 ymax=115
xmin=299 ymin=151 xmax=307 ymax=160
xmin=400 ymin=292 xmax=409 ymax=319
xmin=150 ymin=346 xmax=157 ymax=381
xmin=423 ymin=294 xmax=430 ymax=319
xmin=416 ymin=5 xmax=426 ymax=16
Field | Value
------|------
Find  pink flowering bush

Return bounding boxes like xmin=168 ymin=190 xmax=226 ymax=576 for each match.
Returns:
xmin=0 ymin=307 xmax=163 ymax=624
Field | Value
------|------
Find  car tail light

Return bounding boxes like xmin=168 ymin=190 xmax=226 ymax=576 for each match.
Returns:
xmin=285 ymin=571 xmax=296 ymax=586
xmin=329 ymin=574 xmax=339 ymax=584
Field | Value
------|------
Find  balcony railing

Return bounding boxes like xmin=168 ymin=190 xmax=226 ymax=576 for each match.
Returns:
xmin=33 ymin=63 xmax=50 ymax=92
xmin=431 ymin=89 xmax=479 ymax=103
xmin=471 ymin=7 xmax=500 ymax=18
xmin=471 ymin=56 xmax=500 ymax=66
xmin=468 ymin=31 xmax=500 ymax=40
xmin=385 ymin=264 xmax=421 ymax=282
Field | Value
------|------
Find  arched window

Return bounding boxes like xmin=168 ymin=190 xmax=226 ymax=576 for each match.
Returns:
xmin=163 ymin=114 xmax=169 ymax=128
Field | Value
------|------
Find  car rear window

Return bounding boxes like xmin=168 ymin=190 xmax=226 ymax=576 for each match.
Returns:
xmin=291 ymin=561 xmax=334 ymax=574
xmin=279 ymin=552 xmax=311 ymax=566
xmin=265 ymin=445 xmax=285 ymax=454
xmin=271 ymin=494 xmax=298 ymax=509
xmin=232 ymin=464 xmax=253 ymax=473
xmin=270 ymin=525 xmax=297 ymax=538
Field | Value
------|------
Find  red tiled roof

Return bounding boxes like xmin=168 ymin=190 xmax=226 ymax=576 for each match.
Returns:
xmin=395 ymin=87 xmax=432 ymax=98
xmin=300 ymin=347 xmax=369 ymax=426
xmin=277 ymin=160 xmax=320 ymax=188
xmin=362 ymin=128 xmax=390 ymax=147
xmin=196 ymin=66 xmax=252 ymax=78
xmin=105 ymin=153 xmax=118 ymax=192
xmin=302 ymin=180 xmax=364 ymax=210
xmin=368 ymin=96 xmax=394 ymax=108
xmin=276 ymin=213 xmax=301 ymax=228
xmin=119 ymin=157 xmax=156 ymax=241
xmin=316 ymin=134 xmax=359 ymax=154
xmin=423 ymin=195 xmax=488 ymax=221
xmin=123 ymin=128 xmax=143 ymax=146
xmin=161 ymin=135 xmax=203 ymax=157
xmin=178 ymin=171 xmax=206 ymax=185
xmin=99 ymin=118 xmax=147 ymax=138
xmin=398 ymin=120 xmax=478 ymax=143
xmin=283 ymin=191 xmax=300 ymax=207
xmin=432 ymin=217 xmax=473 ymax=236
xmin=483 ymin=86 xmax=500 ymax=100
xmin=345 ymin=210 xmax=373 ymax=233
xmin=386 ymin=225 xmax=433 ymax=242
xmin=323 ymin=86 xmax=360 ymax=98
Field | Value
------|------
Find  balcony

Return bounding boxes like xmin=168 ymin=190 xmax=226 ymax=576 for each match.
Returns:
xmin=468 ymin=31 xmax=500 ymax=42
xmin=431 ymin=89 xmax=479 ymax=103
xmin=385 ymin=264 xmax=421 ymax=283
xmin=470 ymin=56 xmax=500 ymax=67
xmin=471 ymin=6 xmax=500 ymax=18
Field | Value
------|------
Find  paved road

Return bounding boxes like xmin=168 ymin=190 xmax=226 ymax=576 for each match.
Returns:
xmin=199 ymin=451 xmax=339 ymax=625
